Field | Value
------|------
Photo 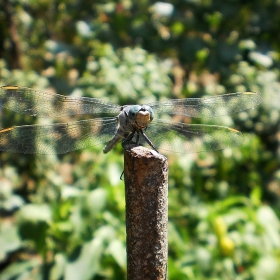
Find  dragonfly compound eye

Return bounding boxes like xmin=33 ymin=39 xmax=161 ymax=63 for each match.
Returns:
xmin=142 ymin=105 xmax=154 ymax=121
xmin=128 ymin=105 xmax=141 ymax=119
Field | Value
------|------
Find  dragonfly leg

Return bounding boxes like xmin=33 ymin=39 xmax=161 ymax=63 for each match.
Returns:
xmin=135 ymin=132 xmax=140 ymax=144
xmin=140 ymin=130 xmax=159 ymax=153
xmin=122 ymin=131 xmax=136 ymax=148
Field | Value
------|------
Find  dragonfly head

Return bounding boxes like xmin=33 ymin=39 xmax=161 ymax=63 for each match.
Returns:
xmin=127 ymin=105 xmax=154 ymax=129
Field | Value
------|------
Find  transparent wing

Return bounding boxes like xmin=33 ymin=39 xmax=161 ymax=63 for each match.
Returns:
xmin=138 ymin=120 xmax=244 ymax=153
xmin=147 ymin=92 xmax=262 ymax=118
xmin=0 ymin=86 xmax=121 ymax=118
xmin=0 ymin=118 xmax=118 ymax=154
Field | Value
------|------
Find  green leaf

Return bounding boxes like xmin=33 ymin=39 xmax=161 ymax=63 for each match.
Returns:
xmin=0 ymin=222 xmax=21 ymax=262
xmin=0 ymin=259 xmax=41 ymax=280
xmin=17 ymin=204 xmax=51 ymax=253
xmin=107 ymin=239 xmax=126 ymax=268
xmin=64 ymin=236 xmax=105 ymax=280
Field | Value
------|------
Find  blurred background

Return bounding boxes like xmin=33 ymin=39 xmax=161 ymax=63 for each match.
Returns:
xmin=0 ymin=0 xmax=280 ymax=279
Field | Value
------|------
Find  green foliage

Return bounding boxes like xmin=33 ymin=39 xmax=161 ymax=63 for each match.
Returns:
xmin=0 ymin=0 xmax=280 ymax=279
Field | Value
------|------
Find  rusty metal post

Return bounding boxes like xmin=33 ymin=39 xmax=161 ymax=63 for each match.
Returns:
xmin=124 ymin=145 xmax=168 ymax=280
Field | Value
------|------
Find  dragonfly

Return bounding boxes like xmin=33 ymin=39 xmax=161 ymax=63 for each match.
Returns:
xmin=0 ymin=85 xmax=262 ymax=155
